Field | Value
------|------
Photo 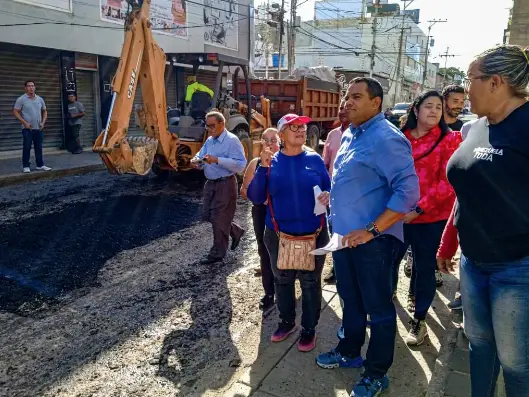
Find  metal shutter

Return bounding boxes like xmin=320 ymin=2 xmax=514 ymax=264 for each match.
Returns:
xmin=166 ymin=66 xmax=177 ymax=108
xmin=0 ymin=43 xmax=62 ymax=152
xmin=75 ymin=70 xmax=98 ymax=147
xmin=129 ymin=66 xmax=177 ymax=136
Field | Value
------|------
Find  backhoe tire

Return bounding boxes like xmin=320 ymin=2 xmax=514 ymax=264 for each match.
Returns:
xmin=233 ymin=127 xmax=253 ymax=184
xmin=306 ymin=124 xmax=320 ymax=151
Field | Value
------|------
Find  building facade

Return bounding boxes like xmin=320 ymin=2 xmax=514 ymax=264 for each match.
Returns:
xmin=0 ymin=0 xmax=252 ymax=154
xmin=293 ymin=14 xmax=438 ymax=107
xmin=509 ymin=0 xmax=529 ymax=46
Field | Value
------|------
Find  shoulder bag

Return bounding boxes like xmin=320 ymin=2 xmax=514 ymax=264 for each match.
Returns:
xmin=266 ymin=166 xmax=324 ymax=271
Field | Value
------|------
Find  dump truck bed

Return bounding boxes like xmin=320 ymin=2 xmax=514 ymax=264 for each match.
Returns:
xmin=235 ymin=77 xmax=341 ymax=125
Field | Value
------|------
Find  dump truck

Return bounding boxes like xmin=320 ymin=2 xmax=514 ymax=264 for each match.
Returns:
xmin=233 ymin=73 xmax=342 ymax=151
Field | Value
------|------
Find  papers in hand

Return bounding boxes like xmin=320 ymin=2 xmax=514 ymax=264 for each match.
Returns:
xmin=313 ymin=185 xmax=326 ymax=216
xmin=310 ymin=233 xmax=345 ymax=255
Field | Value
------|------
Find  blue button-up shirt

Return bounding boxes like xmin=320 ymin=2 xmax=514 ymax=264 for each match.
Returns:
xmin=330 ymin=113 xmax=420 ymax=242
xmin=193 ymin=129 xmax=247 ymax=180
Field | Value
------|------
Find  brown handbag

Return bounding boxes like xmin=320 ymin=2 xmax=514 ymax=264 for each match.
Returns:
xmin=266 ymin=167 xmax=324 ymax=271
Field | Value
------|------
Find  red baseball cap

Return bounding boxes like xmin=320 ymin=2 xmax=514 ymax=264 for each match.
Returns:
xmin=277 ymin=113 xmax=311 ymax=131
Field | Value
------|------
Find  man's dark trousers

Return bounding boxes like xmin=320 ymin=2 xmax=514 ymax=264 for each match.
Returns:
xmin=67 ymin=124 xmax=83 ymax=153
xmin=202 ymin=175 xmax=244 ymax=259
xmin=333 ymin=235 xmax=403 ymax=379
xmin=21 ymin=129 xmax=44 ymax=168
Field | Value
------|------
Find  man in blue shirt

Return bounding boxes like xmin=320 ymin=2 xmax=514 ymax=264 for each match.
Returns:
xmin=316 ymin=78 xmax=420 ymax=397
xmin=192 ymin=111 xmax=248 ymax=264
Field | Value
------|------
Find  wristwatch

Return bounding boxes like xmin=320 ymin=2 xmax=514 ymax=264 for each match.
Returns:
xmin=415 ymin=205 xmax=424 ymax=215
xmin=365 ymin=222 xmax=381 ymax=237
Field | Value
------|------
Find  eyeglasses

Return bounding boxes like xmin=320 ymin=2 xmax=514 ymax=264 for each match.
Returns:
xmin=288 ymin=124 xmax=307 ymax=132
xmin=462 ymin=75 xmax=490 ymax=90
xmin=205 ymin=123 xmax=216 ymax=130
xmin=262 ymin=138 xmax=278 ymax=144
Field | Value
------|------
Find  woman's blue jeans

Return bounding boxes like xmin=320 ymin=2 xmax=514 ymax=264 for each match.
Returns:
xmin=460 ymin=253 xmax=529 ymax=397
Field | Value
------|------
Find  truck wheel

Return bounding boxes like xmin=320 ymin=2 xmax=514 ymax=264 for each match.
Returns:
xmin=233 ymin=127 xmax=253 ymax=183
xmin=306 ymin=124 xmax=320 ymax=151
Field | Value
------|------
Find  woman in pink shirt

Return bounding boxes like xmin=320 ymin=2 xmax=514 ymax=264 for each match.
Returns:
xmin=323 ymin=101 xmax=348 ymax=178
xmin=322 ymin=101 xmax=347 ymax=284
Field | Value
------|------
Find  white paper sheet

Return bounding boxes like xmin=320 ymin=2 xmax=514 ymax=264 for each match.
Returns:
xmin=313 ymin=185 xmax=327 ymax=216
xmin=310 ymin=233 xmax=345 ymax=255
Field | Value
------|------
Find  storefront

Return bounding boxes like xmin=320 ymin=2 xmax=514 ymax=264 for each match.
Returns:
xmin=0 ymin=43 xmax=63 ymax=153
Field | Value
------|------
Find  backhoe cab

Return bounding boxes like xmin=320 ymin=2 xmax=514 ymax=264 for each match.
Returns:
xmin=93 ymin=0 xmax=269 ymax=177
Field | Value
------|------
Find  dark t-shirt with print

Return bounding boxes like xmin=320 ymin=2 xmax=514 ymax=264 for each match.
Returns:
xmin=446 ymin=102 xmax=529 ymax=263
xmin=448 ymin=119 xmax=463 ymax=131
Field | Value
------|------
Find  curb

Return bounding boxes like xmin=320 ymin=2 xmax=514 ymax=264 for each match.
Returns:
xmin=0 ymin=164 xmax=106 ymax=187
xmin=425 ymin=326 xmax=459 ymax=397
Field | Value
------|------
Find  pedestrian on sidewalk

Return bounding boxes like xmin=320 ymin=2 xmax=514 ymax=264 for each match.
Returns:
xmin=191 ymin=111 xmax=247 ymax=265
xmin=442 ymin=84 xmax=466 ymax=132
xmin=247 ymin=113 xmax=331 ymax=353
xmin=437 ymin=44 xmax=529 ymax=397
xmin=12 ymin=80 xmax=52 ymax=173
xmin=392 ymin=90 xmax=461 ymax=346
xmin=315 ymin=77 xmax=419 ymax=397
xmin=66 ymin=93 xmax=85 ymax=154
xmin=240 ymin=127 xmax=280 ymax=311
xmin=321 ymin=100 xmax=348 ymax=284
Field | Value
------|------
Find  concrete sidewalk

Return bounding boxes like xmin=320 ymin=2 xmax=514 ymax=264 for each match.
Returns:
xmin=0 ymin=151 xmax=105 ymax=187
xmin=220 ymin=276 xmax=458 ymax=397
xmin=426 ymin=310 xmax=507 ymax=397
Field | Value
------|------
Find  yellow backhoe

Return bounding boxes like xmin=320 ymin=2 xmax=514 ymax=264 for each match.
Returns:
xmin=93 ymin=0 xmax=271 ymax=176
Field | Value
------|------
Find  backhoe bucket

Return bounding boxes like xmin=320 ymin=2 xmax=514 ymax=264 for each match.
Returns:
xmin=125 ymin=136 xmax=159 ymax=176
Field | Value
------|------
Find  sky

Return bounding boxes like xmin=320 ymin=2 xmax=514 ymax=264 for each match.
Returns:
xmin=255 ymin=0 xmax=513 ymax=72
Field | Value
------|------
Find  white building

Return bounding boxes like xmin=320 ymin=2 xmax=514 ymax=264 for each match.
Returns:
xmin=294 ymin=13 xmax=439 ymax=106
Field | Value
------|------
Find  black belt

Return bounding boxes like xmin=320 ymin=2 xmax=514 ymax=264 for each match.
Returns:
xmin=207 ymin=175 xmax=235 ymax=182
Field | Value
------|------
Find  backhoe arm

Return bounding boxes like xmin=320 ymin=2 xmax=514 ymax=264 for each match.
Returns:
xmin=93 ymin=0 xmax=178 ymax=176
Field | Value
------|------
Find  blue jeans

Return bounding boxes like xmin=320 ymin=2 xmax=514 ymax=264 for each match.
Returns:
xmin=21 ymin=129 xmax=44 ymax=168
xmin=391 ymin=221 xmax=446 ymax=320
xmin=333 ymin=235 xmax=403 ymax=379
xmin=461 ymin=254 xmax=529 ymax=397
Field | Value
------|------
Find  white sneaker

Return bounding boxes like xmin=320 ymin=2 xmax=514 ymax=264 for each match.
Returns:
xmin=22 ymin=167 xmax=31 ymax=173
xmin=405 ymin=319 xmax=428 ymax=346
xmin=36 ymin=165 xmax=52 ymax=171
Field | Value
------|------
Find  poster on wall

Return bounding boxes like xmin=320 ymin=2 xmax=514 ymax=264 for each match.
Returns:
xmin=100 ymin=0 xmax=188 ymax=38
xmin=203 ymin=0 xmax=238 ymax=50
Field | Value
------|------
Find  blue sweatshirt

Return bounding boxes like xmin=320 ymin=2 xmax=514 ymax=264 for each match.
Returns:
xmin=247 ymin=150 xmax=331 ymax=234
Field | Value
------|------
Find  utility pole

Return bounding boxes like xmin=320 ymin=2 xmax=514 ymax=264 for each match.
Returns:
xmin=369 ymin=0 xmax=381 ymax=77
xmin=439 ymin=47 xmax=456 ymax=88
xmin=277 ymin=0 xmax=285 ymax=79
xmin=421 ymin=19 xmax=447 ymax=89
xmin=393 ymin=0 xmax=414 ymax=104
xmin=288 ymin=0 xmax=298 ymax=75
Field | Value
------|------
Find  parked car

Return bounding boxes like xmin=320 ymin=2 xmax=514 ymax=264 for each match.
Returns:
xmin=387 ymin=102 xmax=412 ymax=127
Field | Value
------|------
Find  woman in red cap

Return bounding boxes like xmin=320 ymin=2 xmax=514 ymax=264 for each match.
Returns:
xmin=247 ymin=113 xmax=331 ymax=352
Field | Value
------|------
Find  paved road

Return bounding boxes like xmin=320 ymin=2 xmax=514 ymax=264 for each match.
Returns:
xmin=0 ymin=171 xmax=459 ymax=397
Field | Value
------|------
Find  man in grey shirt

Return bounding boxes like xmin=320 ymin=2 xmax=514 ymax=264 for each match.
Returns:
xmin=66 ymin=93 xmax=85 ymax=154
xmin=12 ymin=80 xmax=51 ymax=173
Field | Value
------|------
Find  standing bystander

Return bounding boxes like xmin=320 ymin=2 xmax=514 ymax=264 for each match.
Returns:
xmin=322 ymin=100 xmax=347 ymax=283
xmin=66 ymin=93 xmax=85 ymax=154
xmin=191 ymin=111 xmax=247 ymax=264
xmin=315 ymin=77 xmax=420 ymax=397
xmin=12 ymin=80 xmax=52 ymax=173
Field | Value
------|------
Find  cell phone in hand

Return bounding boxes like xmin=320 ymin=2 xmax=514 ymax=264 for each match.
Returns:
xmin=191 ymin=157 xmax=206 ymax=166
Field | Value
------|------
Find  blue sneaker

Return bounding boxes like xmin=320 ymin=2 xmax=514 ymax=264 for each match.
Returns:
xmin=316 ymin=349 xmax=364 ymax=369
xmin=337 ymin=326 xmax=345 ymax=340
xmin=350 ymin=375 xmax=389 ymax=397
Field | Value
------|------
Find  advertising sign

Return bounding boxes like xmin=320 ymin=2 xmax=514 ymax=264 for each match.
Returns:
xmin=203 ymin=0 xmax=239 ymax=50
xmin=100 ymin=0 xmax=188 ymax=38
